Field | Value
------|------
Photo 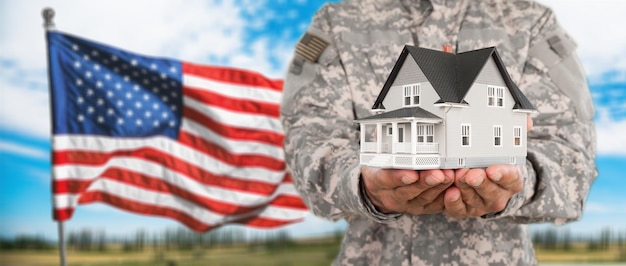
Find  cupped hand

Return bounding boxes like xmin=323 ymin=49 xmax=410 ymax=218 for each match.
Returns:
xmin=361 ymin=166 xmax=454 ymax=215
xmin=443 ymin=164 xmax=523 ymax=219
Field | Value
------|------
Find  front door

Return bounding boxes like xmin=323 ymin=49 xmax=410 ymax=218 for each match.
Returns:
xmin=398 ymin=125 xmax=405 ymax=143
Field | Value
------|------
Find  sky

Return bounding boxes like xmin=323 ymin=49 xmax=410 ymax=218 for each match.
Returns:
xmin=0 ymin=0 xmax=625 ymax=241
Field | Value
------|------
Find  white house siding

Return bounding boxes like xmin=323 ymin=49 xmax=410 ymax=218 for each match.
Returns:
xmin=473 ymin=57 xmax=508 ymax=86
xmin=381 ymin=57 xmax=444 ymax=118
xmin=444 ymin=83 xmax=526 ymax=160
xmin=442 ymin=57 xmax=527 ymax=167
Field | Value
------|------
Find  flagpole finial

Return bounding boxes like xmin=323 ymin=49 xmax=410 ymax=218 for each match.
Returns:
xmin=42 ymin=7 xmax=55 ymax=30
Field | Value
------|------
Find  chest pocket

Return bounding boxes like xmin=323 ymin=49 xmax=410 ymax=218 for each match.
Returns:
xmin=337 ymin=31 xmax=412 ymax=117
xmin=458 ymin=28 xmax=527 ymax=83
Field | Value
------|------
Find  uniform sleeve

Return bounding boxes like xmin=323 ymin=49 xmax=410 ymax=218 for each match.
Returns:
xmin=492 ymin=8 xmax=598 ymax=224
xmin=280 ymin=5 xmax=400 ymax=223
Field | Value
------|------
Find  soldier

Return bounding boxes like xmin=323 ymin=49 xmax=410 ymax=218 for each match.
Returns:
xmin=280 ymin=0 xmax=597 ymax=264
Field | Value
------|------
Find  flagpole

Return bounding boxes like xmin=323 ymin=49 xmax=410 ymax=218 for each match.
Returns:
xmin=57 ymin=221 xmax=67 ymax=266
xmin=42 ymin=7 xmax=67 ymax=266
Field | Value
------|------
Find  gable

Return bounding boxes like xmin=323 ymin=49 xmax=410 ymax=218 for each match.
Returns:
xmin=371 ymin=45 xmax=535 ymax=111
xmin=473 ymin=57 xmax=507 ymax=87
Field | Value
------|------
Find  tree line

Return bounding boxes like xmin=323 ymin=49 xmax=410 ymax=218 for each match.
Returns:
xmin=531 ymin=227 xmax=626 ymax=251
xmin=3 ymin=226 xmax=625 ymax=253
xmin=0 ymin=226 xmax=301 ymax=252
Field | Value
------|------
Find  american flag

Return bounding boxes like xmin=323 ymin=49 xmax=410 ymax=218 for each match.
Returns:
xmin=46 ymin=31 xmax=308 ymax=231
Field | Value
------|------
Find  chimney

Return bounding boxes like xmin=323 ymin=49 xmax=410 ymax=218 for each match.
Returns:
xmin=442 ymin=44 xmax=454 ymax=53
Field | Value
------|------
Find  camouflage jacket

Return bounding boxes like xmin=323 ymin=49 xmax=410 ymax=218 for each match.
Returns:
xmin=280 ymin=0 xmax=597 ymax=265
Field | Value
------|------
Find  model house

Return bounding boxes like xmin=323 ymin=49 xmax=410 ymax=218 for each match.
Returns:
xmin=356 ymin=45 xmax=535 ymax=169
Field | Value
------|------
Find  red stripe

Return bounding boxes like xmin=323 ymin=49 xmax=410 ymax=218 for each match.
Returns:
xmin=183 ymin=62 xmax=283 ymax=93
xmin=54 ymin=136 xmax=283 ymax=171
xmin=182 ymin=106 xmax=284 ymax=147
xmin=182 ymin=86 xmax=280 ymax=117
xmin=53 ymin=167 xmax=307 ymax=213
xmin=76 ymin=191 xmax=214 ymax=232
xmin=53 ymin=208 xmax=74 ymax=221
xmin=57 ymin=191 xmax=301 ymax=232
xmin=77 ymin=168 xmax=298 ymax=214
xmin=177 ymin=130 xmax=284 ymax=171
xmin=240 ymin=215 xmax=304 ymax=229
xmin=53 ymin=149 xmax=283 ymax=194
xmin=268 ymin=194 xmax=307 ymax=209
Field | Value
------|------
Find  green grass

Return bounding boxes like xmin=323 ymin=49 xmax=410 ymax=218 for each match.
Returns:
xmin=2 ymin=239 xmax=626 ymax=265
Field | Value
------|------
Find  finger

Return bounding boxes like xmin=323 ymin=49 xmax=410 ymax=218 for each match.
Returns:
xmin=527 ymin=115 xmax=533 ymax=132
xmin=468 ymin=171 xmax=503 ymax=206
xmin=418 ymin=191 xmax=446 ymax=215
xmin=396 ymin=169 xmax=452 ymax=204
xmin=455 ymin=168 xmax=488 ymax=208
xmin=443 ymin=186 xmax=466 ymax=219
xmin=362 ymin=167 xmax=419 ymax=190
xmin=486 ymin=165 xmax=523 ymax=192
xmin=420 ymin=169 xmax=450 ymax=187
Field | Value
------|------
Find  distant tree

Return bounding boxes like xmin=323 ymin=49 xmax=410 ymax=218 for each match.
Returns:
xmin=562 ymin=229 xmax=572 ymax=251
xmin=600 ymin=227 xmax=611 ymax=250
xmin=135 ymin=229 xmax=147 ymax=251
xmin=544 ymin=228 xmax=558 ymax=250
xmin=96 ymin=230 xmax=106 ymax=252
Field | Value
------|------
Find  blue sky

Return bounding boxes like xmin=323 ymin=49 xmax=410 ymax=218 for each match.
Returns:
xmin=1 ymin=0 xmax=625 ymax=241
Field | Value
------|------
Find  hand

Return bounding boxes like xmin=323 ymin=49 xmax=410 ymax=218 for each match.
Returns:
xmin=443 ymin=165 xmax=523 ymax=219
xmin=361 ymin=166 xmax=454 ymax=215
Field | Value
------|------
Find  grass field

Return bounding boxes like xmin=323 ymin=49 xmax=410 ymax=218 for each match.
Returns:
xmin=0 ymin=237 xmax=340 ymax=266
xmin=1 ymin=239 xmax=625 ymax=265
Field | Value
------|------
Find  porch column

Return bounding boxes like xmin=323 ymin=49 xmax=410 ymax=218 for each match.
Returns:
xmin=391 ymin=122 xmax=398 ymax=154
xmin=411 ymin=121 xmax=417 ymax=154
xmin=360 ymin=123 xmax=365 ymax=152
xmin=376 ymin=123 xmax=382 ymax=153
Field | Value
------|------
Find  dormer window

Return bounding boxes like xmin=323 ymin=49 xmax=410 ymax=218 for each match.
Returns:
xmin=403 ymin=84 xmax=420 ymax=106
xmin=488 ymin=86 xmax=504 ymax=107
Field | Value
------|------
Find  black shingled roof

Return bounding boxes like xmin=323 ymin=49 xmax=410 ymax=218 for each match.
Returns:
xmin=371 ymin=45 xmax=535 ymax=111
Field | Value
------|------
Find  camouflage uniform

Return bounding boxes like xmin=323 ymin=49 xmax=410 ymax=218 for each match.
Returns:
xmin=280 ymin=0 xmax=597 ymax=264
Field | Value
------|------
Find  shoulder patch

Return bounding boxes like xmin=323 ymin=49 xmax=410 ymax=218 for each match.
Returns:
xmin=296 ymin=32 xmax=329 ymax=63
xmin=547 ymin=35 xmax=567 ymax=58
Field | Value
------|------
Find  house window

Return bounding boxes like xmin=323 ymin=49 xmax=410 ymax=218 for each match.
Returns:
xmin=494 ymin=126 xmax=502 ymax=147
xmin=488 ymin=86 xmax=504 ymax=107
xmin=461 ymin=124 xmax=470 ymax=146
xmin=416 ymin=124 xmax=435 ymax=143
xmin=387 ymin=126 xmax=392 ymax=136
xmin=514 ymin=126 xmax=522 ymax=146
xmin=403 ymin=84 xmax=420 ymax=106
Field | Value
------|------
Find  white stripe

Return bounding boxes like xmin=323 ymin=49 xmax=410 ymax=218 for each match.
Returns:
xmin=184 ymin=96 xmax=284 ymax=134
xmin=52 ymin=178 xmax=300 ymax=210
xmin=53 ymin=179 xmax=307 ymax=223
xmin=183 ymin=74 xmax=282 ymax=104
xmin=181 ymin=118 xmax=284 ymax=157
xmin=54 ymin=194 xmax=80 ymax=210
xmin=53 ymin=135 xmax=285 ymax=182
xmin=53 ymin=157 xmax=298 ymax=207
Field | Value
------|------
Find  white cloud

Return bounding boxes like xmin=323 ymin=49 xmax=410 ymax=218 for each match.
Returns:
xmin=0 ymin=140 xmax=48 ymax=159
xmin=595 ymin=107 xmax=626 ymax=156
xmin=0 ymin=80 xmax=51 ymax=138
xmin=584 ymin=202 xmax=622 ymax=214
xmin=539 ymin=0 xmax=626 ymax=78
xmin=0 ymin=0 xmax=290 ymax=138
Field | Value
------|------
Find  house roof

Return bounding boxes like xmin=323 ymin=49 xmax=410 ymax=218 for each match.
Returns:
xmin=371 ymin=45 xmax=535 ymax=111
xmin=355 ymin=106 xmax=442 ymax=123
